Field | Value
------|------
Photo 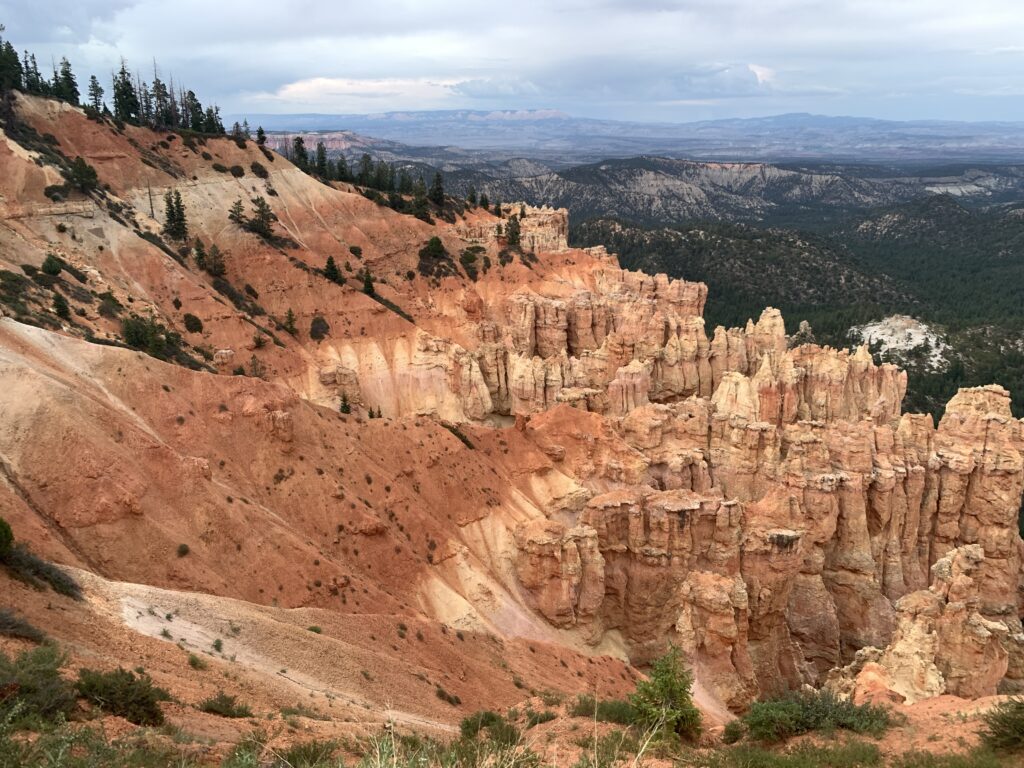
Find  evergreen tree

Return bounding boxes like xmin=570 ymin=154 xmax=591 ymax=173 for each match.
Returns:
xmin=67 ymin=156 xmax=98 ymax=192
xmin=357 ymin=154 xmax=374 ymax=186
xmin=242 ymin=119 xmax=251 ymax=139
xmin=193 ymin=238 xmax=208 ymax=271
xmin=505 ymin=214 xmax=521 ymax=247
xmin=87 ymin=75 xmax=103 ymax=110
xmin=291 ymin=135 xmax=308 ymax=171
xmin=56 ymin=57 xmax=78 ymax=103
xmin=248 ymin=196 xmax=276 ymax=237
xmin=256 ymin=125 xmax=266 ymax=146
xmin=397 ymin=168 xmax=413 ymax=194
xmin=283 ymin=308 xmax=297 ymax=335
xmin=493 ymin=199 xmax=502 ymax=217
xmin=230 ymin=121 xmax=243 ymax=139
xmin=362 ymin=271 xmax=375 ymax=296
xmin=315 ymin=141 xmax=328 ymax=177
xmin=52 ymin=291 xmax=70 ymax=320
xmin=428 ymin=171 xmax=445 ymax=206
xmin=228 ymin=198 xmax=245 ymax=224
xmin=206 ymin=244 xmax=225 ymax=277
xmin=162 ymin=190 xmax=188 ymax=240
xmin=182 ymin=90 xmax=203 ymax=131
xmin=467 ymin=186 xmax=478 ymax=206
xmin=339 ymin=393 xmax=351 ymax=414
xmin=22 ymin=52 xmax=44 ymax=94
xmin=0 ymin=26 xmax=23 ymax=93
xmin=112 ymin=60 xmax=139 ymax=123
xmin=520 ymin=204 xmax=527 ymax=219
xmin=336 ymin=155 xmax=351 ymax=182
xmin=478 ymin=192 xmax=489 ymax=210
xmin=324 ymin=255 xmax=341 ymax=283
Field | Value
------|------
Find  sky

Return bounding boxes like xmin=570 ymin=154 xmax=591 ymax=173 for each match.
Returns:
xmin=4 ymin=0 xmax=1024 ymax=122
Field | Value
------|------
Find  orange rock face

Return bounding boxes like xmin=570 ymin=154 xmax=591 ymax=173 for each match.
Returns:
xmin=0 ymin=93 xmax=1021 ymax=721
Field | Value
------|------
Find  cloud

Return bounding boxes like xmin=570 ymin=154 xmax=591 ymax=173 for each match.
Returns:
xmin=4 ymin=0 xmax=1024 ymax=120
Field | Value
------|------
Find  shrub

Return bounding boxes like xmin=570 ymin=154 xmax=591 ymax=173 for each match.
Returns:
xmin=0 ymin=609 xmax=44 ymax=642
xmin=435 ymin=686 xmax=461 ymax=706
xmin=250 ymin=162 xmax=269 ymax=179
xmin=980 ymin=697 xmax=1024 ymax=753
xmin=41 ymin=254 xmax=63 ymax=276
xmin=76 ymin=667 xmax=169 ymax=726
xmin=177 ymin=543 xmax=190 ymax=557
xmin=0 ymin=517 xmax=11 ymax=557
xmin=0 ymin=644 xmax=76 ymax=725
xmin=187 ymin=653 xmax=207 ymax=670
xmin=199 ymin=691 xmax=252 ymax=718
xmin=461 ymin=710 xmax=504 ymax=739
xmin=569 ymin=694 xmax=639 ymax=725
xmin=743 ymin=689 xmax=891 ymax=744
xmin=229 ymin=165 xmax=245 ymax=178
xmin=307 ymin=625 xmax=322 ymax=634
xmin=212 ymin=163 xmax=228 ymax=173
xmin=182 ymin=313 xmax=203 ymax=334
xmin=309 ymin=315 xmax=330 ymax=341
xmin=1 ymin=544 xmax=82 ymax=599
xmin=722 ymin=719 xmax=745 ymax=744
xmin=279 ymin=739 xmax=338 ymax=767
xmin=630 ymin=645 xmax=701 ymax=741
xmin=525 ymin=708 xmax=556 ymax=728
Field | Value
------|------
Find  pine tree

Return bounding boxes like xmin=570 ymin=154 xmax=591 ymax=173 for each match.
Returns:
xmin=428 ymin=171 xmax=445 ymax=206
xmin=315 ymin=141 xmax=328 ymax=177
xmin=162 ymin=190 xmax=187 ymax=240
xmin=506 ymin=214 xmax=521 ymax=247
xmin=397 ymin=168 xmax=412 ymax=194
xmin=478 ymin=192 xmax=489 ymax=210
xmin=242 ymin=119 xmax=251 ymax=139
xmin=324 ymin=255 xmax=341 ymax=283
xmin=467 ymin=186 xmax=478 ymax=206
xmin=52 ymin=291 xmax=70 ymax=320
xmin=87 ymin=75 xmax=103 ymax=110
xmin=193 ymin=238 xmax=208 ymax=271
xmin=228 ymin=198 xmax=245 ymax=224
xmin=112 ymin=60 xmax=139 ymax=123
xmin=339 ymin=393 xmax=351 ymax=414
xmin=68 ymin=156 xmax=98 ymax=192
xmin=362 ymin=271 xmax=375 ymax=296
xmin=248 ymin=196 xmax=276 ymax=237
xmin=493 ymin=199 xmax=502 ymax=217
xmin=336 ymin=155 xmax=351 ymax=182
xmin=56 ymin=58 xmax=78 ymax=103
xmin=357 ymin=154 xmax=373 ymax=186
xmin=0 ymin=26 xmax=23 ymax=93
xmin=256 ymin=126 xmax=266 ymax=146
xmin=291 ymin=136 xmax=308 ymax=171
xmin=283 ymin=308 xmax=297 ymax=335
xmin=206 ymin=244 xmax=225 ymax=277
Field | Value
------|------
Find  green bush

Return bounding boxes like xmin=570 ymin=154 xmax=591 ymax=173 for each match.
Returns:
xmin=41 ymin=254 xmax=63 ymax=276
xmin=569 ymin=694 xmax=639 ymax=725
xmin=722 ymin=719 xmax=744 ymax=744
xmin=278 ymin=739 xmax=338 ymax=767
xmin=1 ymin=544 xmax=82 ymax=599
xmin=182 ymin=313 xmax=203 ymax=333
xmin=630 ymin=645 xmax=701 ymax=741
xmin=743 ymin=689 xmax=891 ymax=744
xmin=309 ymin=315 xmax=330 ymax=341
xmin=76 ymin=667 xmax=169 ymax=726
xmin=980 ymin=697 xmax=1024 ymax=753
xmin=460 ymin=710 xmax=504 ymax=739
xmin=0 ymin=517 xmax=11 ymax=557
xmin=0 ymin=644 xmax=76 ymax=726
xmin=0 ymin=609 xmax=44 ymax=642
xmin=694 ymin=740 xmax=882 ymax=768
xmin=199 ymin=691 xmax=252 ymax=718
xmin=525 ymin=708 xmax=556 ymax=728
xmin=229 ymin=165 xmax=245 ymax=178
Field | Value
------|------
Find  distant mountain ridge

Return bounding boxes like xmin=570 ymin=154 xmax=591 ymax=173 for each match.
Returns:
xmin=232 ymin=109 xmax=1024 ymax=162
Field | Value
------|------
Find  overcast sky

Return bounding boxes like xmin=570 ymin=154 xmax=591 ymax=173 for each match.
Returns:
xmin=3 ymin=0 xmax=1024 ymax=122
